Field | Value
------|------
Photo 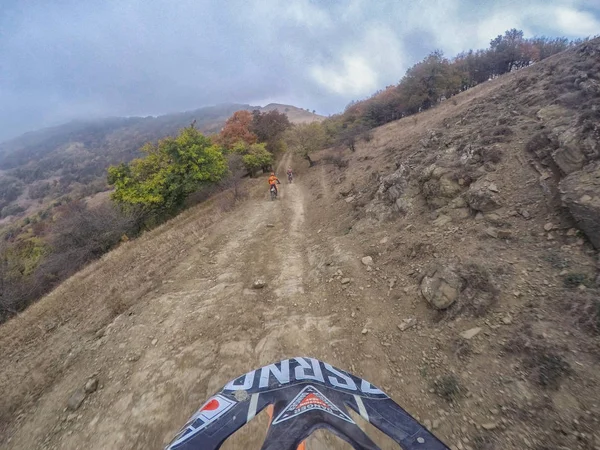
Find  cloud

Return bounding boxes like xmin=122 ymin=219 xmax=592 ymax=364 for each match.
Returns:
xmin=551 ymin=6 xmax=600 ymax=35
xmin=0 ymin=0 xmax=598 ymax=141
xmin=311 ymin=55 xmax=377 ymax=96
xmin=310 ymin=25 xmax=405 ymax=97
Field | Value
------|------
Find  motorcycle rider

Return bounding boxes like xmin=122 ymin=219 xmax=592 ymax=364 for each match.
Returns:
xmin=268 ymin=172 xmax=280 ymax=195
xmin=286 ymin=167 xmax=293 ymax=182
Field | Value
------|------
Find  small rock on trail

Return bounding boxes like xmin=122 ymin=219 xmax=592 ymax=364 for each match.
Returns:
xmin=341 ymin=278 xmax=351 ymax=285
xmin=398 ymin=318 xmax=417 ymax=331
xmin=252 ymin=279 xmax=267 ymax=289
xmin=460 ymin=327 xmax=482 ymax=340
xmin=67 ymin=389 xmax=86 ymax=411
xmin=84 ymin=378 xmax=99 ymax=394
xmin=361 ymin=256 xmax=373 ymax=266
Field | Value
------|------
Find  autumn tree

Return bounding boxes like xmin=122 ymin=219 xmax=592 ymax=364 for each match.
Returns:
xmin=530 ymin=36 xmax=570 ymax=59
xmin=284 ymin=123 xmax=327 ymax=167
xmin=107 ymin=125 xmax=227 ymax=215
xmin=321 ymin=28 xmax=583 ymax=148
xmin=250 ymin=110 xmax=291 ymax=147
xmin=216 ymin=110 xmax=258 ymax=150
xmin=489 ymin=29 xmax=539 ymax=74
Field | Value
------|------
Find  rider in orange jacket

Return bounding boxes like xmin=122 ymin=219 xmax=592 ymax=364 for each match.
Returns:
xmin=268 ymin=172 xmax=280 ymax=194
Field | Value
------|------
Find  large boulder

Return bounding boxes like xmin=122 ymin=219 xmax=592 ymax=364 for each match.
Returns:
xmin=420 ymin=266 xmax=464 ymax=310
xmin=552 ymin=147 xmax=587 ymax=174
xmin=553 ymin=128 xmax=588 ymax=174
xmin=560 ymin=162 xmax=600 ymax=249
xmin=465 ymin=179 xmax=502 ymax=212
xmin=420 ymin=164 xmax=463 ymax=208
xmin=377 ymin=165 xmax=409 ymax=202
xmin=370 ymin=164 xmax=413 ymax=217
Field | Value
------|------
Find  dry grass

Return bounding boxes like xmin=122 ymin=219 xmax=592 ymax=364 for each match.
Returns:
xmin=0 ymin=176 xmax=260 ymax=426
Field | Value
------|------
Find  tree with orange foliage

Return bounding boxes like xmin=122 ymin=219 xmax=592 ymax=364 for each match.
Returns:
xmin=216 ymin=110 xmax=258 ymax=150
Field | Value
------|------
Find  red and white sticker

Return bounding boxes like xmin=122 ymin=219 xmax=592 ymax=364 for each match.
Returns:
xmin=167 ymin=394 xmax=236 ymax=449
xmin=194 ymin=395 xmax=235 ymax=422
xmin=272 ymin=385 xmax=354 ymax=425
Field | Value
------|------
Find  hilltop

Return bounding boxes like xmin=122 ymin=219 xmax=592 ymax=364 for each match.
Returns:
xmin=259 ymin=103 xmax=325 ymax=124
xmin=0 ymin=38 xmax=599 ymax=450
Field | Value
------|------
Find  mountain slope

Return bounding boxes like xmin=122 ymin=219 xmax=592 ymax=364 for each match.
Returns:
xmin=1 ymin=40 xmax=599 ymax=450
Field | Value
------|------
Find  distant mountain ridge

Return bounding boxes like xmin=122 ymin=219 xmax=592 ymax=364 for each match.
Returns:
xmin=0 ymin=103 xmax=323 ymax=170
xmin=0 ymin=102 xmax=323 ymax=223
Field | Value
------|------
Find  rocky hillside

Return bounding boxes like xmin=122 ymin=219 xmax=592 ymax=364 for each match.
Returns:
xmin=304 ymin=38 xmax=600 ymax=448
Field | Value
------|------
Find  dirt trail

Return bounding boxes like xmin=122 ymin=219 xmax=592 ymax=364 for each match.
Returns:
xmin=2 ymin=155 xmax=396 ymax=449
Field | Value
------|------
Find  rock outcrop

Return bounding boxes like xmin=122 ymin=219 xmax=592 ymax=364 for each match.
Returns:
xmin=560 ymin=162 xmax=600 ymax=249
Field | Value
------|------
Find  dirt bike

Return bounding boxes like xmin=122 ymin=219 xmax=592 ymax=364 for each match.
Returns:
xmin=287 ymin=172 xmax=293 ymax=183
xmin=165 ymin=357 xmax=449 ymax=449
xmin=270 ymin=184 xmax=278 ymax=200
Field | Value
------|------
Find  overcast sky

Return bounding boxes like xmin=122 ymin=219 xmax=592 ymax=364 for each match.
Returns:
xmin=1 ymin=0 xmax=599 ymax=142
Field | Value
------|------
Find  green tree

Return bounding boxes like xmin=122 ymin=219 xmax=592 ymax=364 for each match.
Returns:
xmin=107 ymin=126 xmax=227 ymax=214
xmin=284 ymin=123 xmax=327 ymax=166
xmin=398 ymin=51 xmax=460 ymax=113
xmin=241 ymin=143 xmax=273 ymax=176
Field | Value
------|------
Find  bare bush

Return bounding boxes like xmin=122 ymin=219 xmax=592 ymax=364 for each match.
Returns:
xmin=105 ymin=286 xmax=128 ymax=317
xmin=361 ymin=130 xmax=374 ymax=142
xmin=562 ymin=290 xmax=600 ymax=335
xmin=525 ymin=347 xmax=572 ymax=389
xmin=224 ymin=153 xmax=248 ymax=201
xmin=217 ymin=193 xmax=236 ymax=212
xmin=443 ymin=263 xmax=499 ymax=319
xmin=0 ymin=201 xmax=141 ymax=323
xmin=322 ymin=154 xmax=349 ymax=169
xmin=525 ymin=132 xmax=556 ymax=158
xmin=432 ymin=374 xmax=465 ymax=402
xmin=504 ymin=329 xmax=572 ymax=389
xmin=481 ymin=146 xmax=503 ymax=164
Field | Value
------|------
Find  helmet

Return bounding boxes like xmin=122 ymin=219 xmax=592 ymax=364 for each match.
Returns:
xmin=270 ymin=172 xmax=275 ymax=176
xmin=166 ymin=357 xmax=449 ymax=450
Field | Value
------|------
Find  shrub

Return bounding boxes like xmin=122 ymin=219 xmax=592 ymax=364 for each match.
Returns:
xmin=525 ymin=347 xmax=572 ymax=389
xmin=108 ymin=125 xmax=227 ymax=215
xmin=241 ymin=143 xmax=273 ymax=176
xmin=563 ymin=290 xmax=600 ymax=335
xmin=33 ymin=201 xmax=141 ymax=291
xmin=322 ymin=155 xmax=348 ymax=169
xmin=525 ymin=132 xmax=555 ymax=158
xmin=432 ymin=374 xmax=464 ymax=401
xmin=1 ymin=204 xmax=26 ymax=218
xmin=563 ymin=272 xmax=589 ymax=288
